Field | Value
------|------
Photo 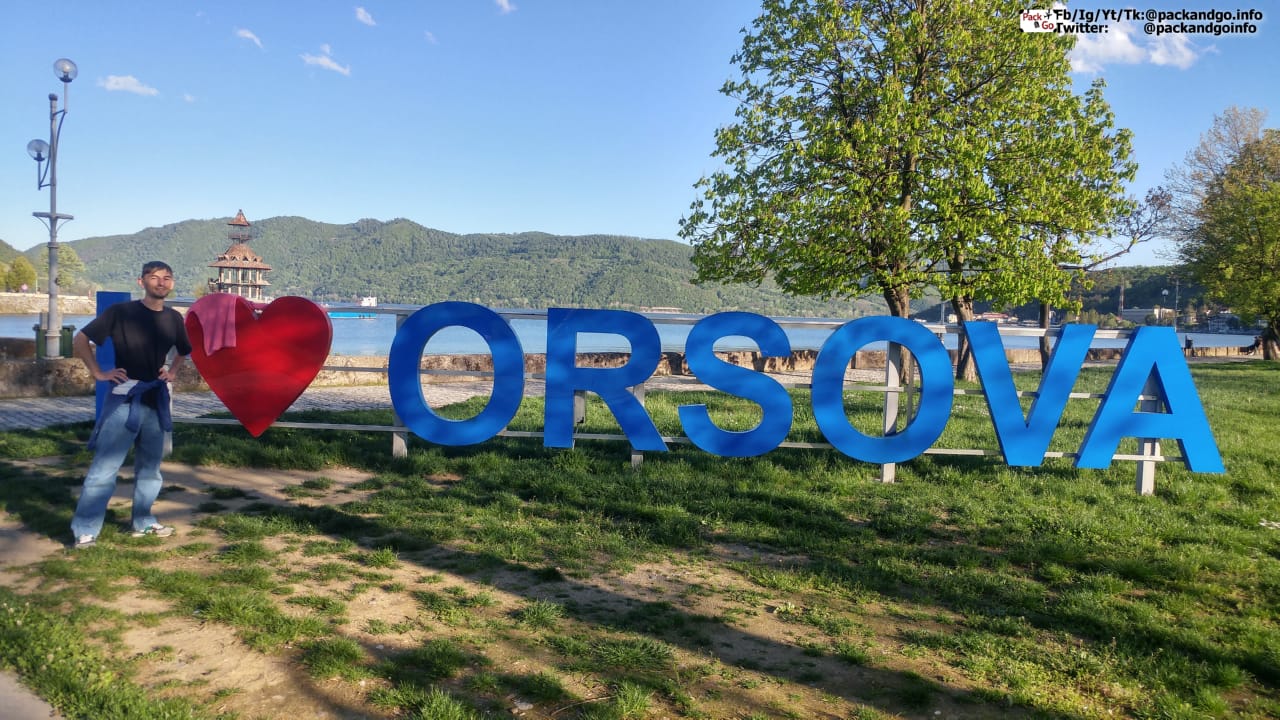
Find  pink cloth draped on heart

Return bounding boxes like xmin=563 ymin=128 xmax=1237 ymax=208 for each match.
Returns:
xmin=187 ymin=293 xmax=267 ymax=356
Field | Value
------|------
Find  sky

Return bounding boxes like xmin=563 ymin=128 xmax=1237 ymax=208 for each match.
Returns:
xmin=1 ymin=1 xmax=1275 ymax=268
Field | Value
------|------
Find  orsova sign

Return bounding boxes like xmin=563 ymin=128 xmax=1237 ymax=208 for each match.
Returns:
xmin=386 ymin=302 xmax=1224 ymax=473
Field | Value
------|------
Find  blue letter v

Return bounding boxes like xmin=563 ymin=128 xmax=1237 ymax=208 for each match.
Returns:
xmin=969 ymin=322 xmax=1095 ymax=466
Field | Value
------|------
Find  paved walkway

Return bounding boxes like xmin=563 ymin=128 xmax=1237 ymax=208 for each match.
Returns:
xmin=0 ymin=381 xmax=547 ymax=432
xmin=1 ymin=385 xmax=408 ymax=432
xmin=0 ymin=673 xmax=60 ymax=720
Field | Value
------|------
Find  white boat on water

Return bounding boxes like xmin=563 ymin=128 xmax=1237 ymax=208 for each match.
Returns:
xmin=327 ymin=296 xmax=378 ymax=319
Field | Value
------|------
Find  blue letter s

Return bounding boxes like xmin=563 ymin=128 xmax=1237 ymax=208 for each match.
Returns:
xmin=678 ymin=312 xmax=793 ymax=457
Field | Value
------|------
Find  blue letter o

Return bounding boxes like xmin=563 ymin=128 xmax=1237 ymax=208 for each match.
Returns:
xmin=812 ymin=317 xmax=953 ymax=463
xmin=389 ymin=302 xmax=525 ymax=445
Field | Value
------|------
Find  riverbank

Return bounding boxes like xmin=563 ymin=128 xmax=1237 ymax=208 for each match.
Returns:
xmin=0 ymin=292 xmax=95 ymax=316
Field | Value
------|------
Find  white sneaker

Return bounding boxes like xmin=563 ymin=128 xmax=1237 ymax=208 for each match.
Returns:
xmin=74 ymin=535 xmax=97 ymax=549
xmin=131 ymin=524 xmax=174 ymax=538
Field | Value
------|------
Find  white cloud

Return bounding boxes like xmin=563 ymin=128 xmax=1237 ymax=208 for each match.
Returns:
xmin=495 ymin=0 xmax=516 ymax=14
xmin=301 ymin=46 xmax=351 ymax=76
xmin=1148 ymin=33 xmax=1199 ymax=69
xmin=97 ymin=75 xmax=160 ymax=96
xmin=183 ymin=93 xmax=197 ymax=103
xmin=355 ymin=7 xmax=376 ymax=26
xmin=236 ymin=27 xmax=263 ymax=49
xmin=1069 ymin=20 xmax=1204 ymax=73
xmin=1069 ymin=23 xmax=1146 ymax=72
xmin=424 ymin=30 xmax=438 ymax=44
xmin=321 ymin=43 xmax=333 ymax=55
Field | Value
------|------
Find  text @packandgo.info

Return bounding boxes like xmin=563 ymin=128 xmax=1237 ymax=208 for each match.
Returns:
xmin=1020 ymin=7 xmax=1263 ymax=36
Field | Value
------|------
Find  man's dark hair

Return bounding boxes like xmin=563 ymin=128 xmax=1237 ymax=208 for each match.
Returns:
xmin=141 ymin=261 xmax=174 ymax=277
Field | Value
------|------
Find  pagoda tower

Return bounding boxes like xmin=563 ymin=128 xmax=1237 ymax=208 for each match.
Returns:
xmin=208 ymin=209 xmax=272 ymax=301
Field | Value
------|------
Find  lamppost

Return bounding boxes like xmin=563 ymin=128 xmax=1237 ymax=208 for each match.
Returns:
xmin=1161 ymin=288 xmax=1169 ymax=327
xmin=27 ymin=57 xmax=77 ymax=359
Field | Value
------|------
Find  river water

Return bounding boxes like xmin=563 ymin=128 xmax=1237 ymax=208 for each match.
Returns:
xmin=0 ymin=311 xmax=1257 ymax=357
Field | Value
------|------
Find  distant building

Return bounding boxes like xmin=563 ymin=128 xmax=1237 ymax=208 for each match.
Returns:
xmin=208 ymin=209 xmax=271 ymax=302
xmin=1120 ymin=307 xmax=1173 ymax=325
xmin=1206 ymin=313 xmax=1240 ymax=333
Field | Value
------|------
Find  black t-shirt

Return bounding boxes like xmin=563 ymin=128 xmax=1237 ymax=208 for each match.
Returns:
xmin=82 ymin=300 xmax=193 ymax=404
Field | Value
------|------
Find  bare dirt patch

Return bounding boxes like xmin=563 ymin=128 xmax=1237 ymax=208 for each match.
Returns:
xmin=2 ymin=461 xmax=1019 ymax=719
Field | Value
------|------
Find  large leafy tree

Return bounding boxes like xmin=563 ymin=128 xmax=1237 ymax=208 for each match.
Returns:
xmin=928 ymin=74 xmax=1134 ymax=378
xmin=680 ymin=0 xmax=1134 ymax=374
xmin=31 ymin=245 xmax=86 ymax=289
xmin=4 ymin=255 xmax=38 ymax=292
xmin=1178 ymin=126 xmax=1280 ymax=359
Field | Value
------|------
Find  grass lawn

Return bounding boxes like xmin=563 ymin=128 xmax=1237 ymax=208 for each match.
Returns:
xmin=1 ymin=361 xmax=1279 ymax=719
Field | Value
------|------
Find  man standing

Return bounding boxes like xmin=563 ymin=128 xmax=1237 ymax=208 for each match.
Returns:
xmin=70 ymin=261 xmax=192 ymax=548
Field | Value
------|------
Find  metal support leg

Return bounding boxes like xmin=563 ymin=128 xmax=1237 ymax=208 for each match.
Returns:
xmin=879 ymin=344 xmax=901 ymax=483
xmin=391 ymin=312 xmax=408 ymax=458
xmin=1135 ymin=377 xmax=1160 ymax=495
xmin=629 ymin=384 xmax=646 ymax=469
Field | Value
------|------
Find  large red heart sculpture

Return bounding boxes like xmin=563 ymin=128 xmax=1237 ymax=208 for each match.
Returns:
xmin=185 ymin=295 xmax=333 ymax=437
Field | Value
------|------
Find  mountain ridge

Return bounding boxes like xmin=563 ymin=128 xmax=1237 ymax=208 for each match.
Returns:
xmin=24 ymin=216 xmax=898 ymax=317
xmin=15 ymin=217 xmax=1193 ymax=322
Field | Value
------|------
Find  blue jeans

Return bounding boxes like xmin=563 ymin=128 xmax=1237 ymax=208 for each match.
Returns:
xmin=71 ymin=402 xmax=165 ymax=538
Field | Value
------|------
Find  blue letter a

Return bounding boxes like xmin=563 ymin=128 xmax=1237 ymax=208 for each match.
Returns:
xmin=1077 ymin=326 xmax=1224 ymax=473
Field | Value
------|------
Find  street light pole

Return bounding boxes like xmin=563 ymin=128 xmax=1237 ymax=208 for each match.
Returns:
xmin=27 ymin=58 xmax=77 ymax=359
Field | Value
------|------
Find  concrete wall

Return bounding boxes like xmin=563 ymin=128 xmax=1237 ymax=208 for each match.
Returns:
xmin=0 ymin=292 xmax=96 ymax=315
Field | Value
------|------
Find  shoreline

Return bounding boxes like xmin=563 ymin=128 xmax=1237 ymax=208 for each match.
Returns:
xmin=0 ymin=292 xmax=95 ymax=316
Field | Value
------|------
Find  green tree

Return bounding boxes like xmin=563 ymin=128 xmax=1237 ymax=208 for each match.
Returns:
xmin=1178 ymin=127 xmax=1280 ymax=359
xmin=5 ymin=256 xmax=38 ymax=292
xmin=1165 ymin=106 xmax=1267 ymax=239
xmin=33 ymin=245 xmax=87 ymax=289
xmin=679 ymin=0 xmax=1133 ymax=378
xmin=1031 ymin=187 xmax=1170 ymax=365
xmin=929 ymin=71 xmax=1134 ymax=378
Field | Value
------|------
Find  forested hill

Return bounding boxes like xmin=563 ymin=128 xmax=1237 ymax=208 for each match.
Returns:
xmin=53 ymin=216 xmax=896 ymax=317
xmin=0 ymin=238 xmax=20 ymax=264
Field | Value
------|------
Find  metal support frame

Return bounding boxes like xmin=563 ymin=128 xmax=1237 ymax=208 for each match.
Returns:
xmin=160 ymin=303 xmax=1179 ymax=494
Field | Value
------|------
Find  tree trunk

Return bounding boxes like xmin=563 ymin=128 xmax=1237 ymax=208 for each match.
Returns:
xmin=882 ymin=285 xmax=914 ymax=384
xmin=882 ymin=286 xmax=912 ymax=319
xmin=951 ymin=297 xmax=977 ymax=381
xmin=1264 ymin=323 xmax=1280 ymax=361
xmin=1038 ymin=302 xmax=1053 ymax=369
